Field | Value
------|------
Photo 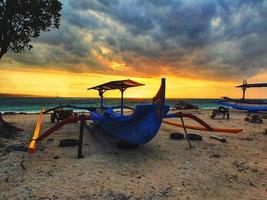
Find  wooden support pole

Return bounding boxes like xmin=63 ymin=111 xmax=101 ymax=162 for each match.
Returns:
xmin=120 ymin=88 xmax=124 ymax=115
xmin=78 ymin=116 xmax=85 ymax=159
xmin=98 ymin=88 xmax=105 ymax=112
xmin=242 ymin=87 xmax=246 ymax=100
xmin=179 ymin=113 xmax=193 ymax=149
xmin=100 ymin=96 xmax=104 ymax=110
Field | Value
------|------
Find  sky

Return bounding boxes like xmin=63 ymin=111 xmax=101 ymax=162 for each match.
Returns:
xmin=0 ymin=0 xmax=267 ymax=98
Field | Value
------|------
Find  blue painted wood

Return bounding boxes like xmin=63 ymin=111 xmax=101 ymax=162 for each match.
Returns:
xmin=91 ymin=105 xmax=169 ymax=145
xmin=219 ymin=101 xmax=267 ymax=112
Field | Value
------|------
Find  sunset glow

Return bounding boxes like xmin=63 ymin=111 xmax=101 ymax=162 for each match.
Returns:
xmin=1 ymin=0 xmax=267 ymax=98
xmin=1 ymin=66 xmax=266 ymax=98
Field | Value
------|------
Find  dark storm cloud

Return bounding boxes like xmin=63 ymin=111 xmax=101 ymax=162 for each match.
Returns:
xmin=4 ymin=0 xmax=267 ymax=79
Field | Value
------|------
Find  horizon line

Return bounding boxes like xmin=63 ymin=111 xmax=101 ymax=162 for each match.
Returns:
xmin=1 ymin=93 xmax=267 ymax=100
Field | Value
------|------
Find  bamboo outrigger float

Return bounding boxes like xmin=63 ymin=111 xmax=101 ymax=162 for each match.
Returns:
xmin=28 ymin=78 xmax=243 ymax=157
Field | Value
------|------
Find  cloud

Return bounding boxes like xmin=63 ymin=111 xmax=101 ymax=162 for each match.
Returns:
xmin=2 ymin=0 xmax=267 ymax=80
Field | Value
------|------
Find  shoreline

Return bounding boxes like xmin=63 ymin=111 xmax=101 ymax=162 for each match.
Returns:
xmin=0 ymin=97 xmax=232 ymax=114
xmin=0 ymin=108 xmax=256 ymax=116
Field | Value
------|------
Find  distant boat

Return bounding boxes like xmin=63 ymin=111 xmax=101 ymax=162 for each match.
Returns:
xmin=175 ymin=101 xmax=199 ymax=110
xmin=219 ymin=80 xmax=267 ymax=112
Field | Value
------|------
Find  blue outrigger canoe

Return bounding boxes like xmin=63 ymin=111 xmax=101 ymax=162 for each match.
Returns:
xmin=89 ymin=79 xmax=169 ymax=145
xmin=28 ymin=78 xmax=243 ymax=155
xmin=219 ymin=101 xmax=267 ymax=112
xmin=218 ymin=80 xmax=267 ymax=112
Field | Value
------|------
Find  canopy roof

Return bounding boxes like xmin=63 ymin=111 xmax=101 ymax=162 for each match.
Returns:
xmin=87 ymin=79 xmax=145 ymax=91
xmin=236 ymin=83 xmax=267 ymax=88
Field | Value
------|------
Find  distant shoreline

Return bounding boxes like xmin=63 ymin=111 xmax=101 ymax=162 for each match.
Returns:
xmin=0 ymin=108 xmax=220 ymax=115
xmin=0 ymin=93 xmax=49 ymax=98
xmin=0 ymin=93 xmax=222 ymax=99
xmin=1 ymin=94 xmax=267 ymax=100
xmin=1 ymin=96 xmax=267 ymax=113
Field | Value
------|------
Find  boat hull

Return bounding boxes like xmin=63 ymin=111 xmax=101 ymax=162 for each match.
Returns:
xmin=219 ymin=101 xmax=267 ymax=112
xmin=222 ymin=97 xmax=267 ymax=105
xmin=91 ymin=104 xmax=169 ymax=145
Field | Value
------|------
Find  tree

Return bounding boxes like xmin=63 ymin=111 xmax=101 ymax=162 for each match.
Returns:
xmin=0 ymin=0 xmax=62 ymax=59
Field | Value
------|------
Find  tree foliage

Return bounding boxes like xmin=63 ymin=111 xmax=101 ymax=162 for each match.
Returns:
xmin=0 ymin=0 xmax=62 ymax=59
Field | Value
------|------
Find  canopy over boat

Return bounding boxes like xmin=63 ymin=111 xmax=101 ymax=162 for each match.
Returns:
xmin=235 ymin=80 xmax=267 ymax=100
xmin=88 ymin=79 xmax=145 ymax=114
xmin=236 ymin=83 xmax=267 ymax=88
xmin=88 ymin=79 xmax=145 ymax=91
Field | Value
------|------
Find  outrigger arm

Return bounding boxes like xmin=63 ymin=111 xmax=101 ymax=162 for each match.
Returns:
xmin=28 ymin=108 xmax=242 ymax=156
xmin=28 ymin=112 xmax=91 ymax=158
xmin=163 ymin=112 xmax=242 ymax=148
xmin=163 ymin=112 xmax=242 ymax=133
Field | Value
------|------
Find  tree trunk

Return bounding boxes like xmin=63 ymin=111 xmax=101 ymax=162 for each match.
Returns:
xmin=0 ymin=20 xmax=9 ymax=60
xmin=0 ymin=48 xmax=7 ymax=60
xmin=0 ymin=1 xmax=10 ymax=60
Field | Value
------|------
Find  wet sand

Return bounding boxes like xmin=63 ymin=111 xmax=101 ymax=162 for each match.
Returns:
xmin=0 ymin=110 xmax=266 ymax=200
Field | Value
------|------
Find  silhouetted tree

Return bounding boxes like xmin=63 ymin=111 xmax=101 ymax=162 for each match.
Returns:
xmin=0 ymin=0 xmax=62 ymax=59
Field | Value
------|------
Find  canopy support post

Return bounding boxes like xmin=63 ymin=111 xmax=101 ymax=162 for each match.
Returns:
xmin=179 ymin=113 xmax=193 ymax=149
xmin=120 ymin=87 xmax=125 ymax=115
xmin=242 ymin=87 xmax=246 ymax=100
xmin=100 ymin=95 xmax=103 ymax=109
xmin=98 ymin=89 xmax=105 ymax=112
xmin=241 ymin=79 xmax=247 ymax=100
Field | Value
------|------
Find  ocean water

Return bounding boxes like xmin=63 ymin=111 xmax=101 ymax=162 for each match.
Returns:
xmin=0 ymin=97 xmax=221 ymax=113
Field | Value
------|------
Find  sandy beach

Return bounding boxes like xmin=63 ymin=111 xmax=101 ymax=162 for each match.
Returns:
xmin=0 ymin=109 xmax=266 ymax=200
xmin=1 ymin=0 xmax=267 ymax=199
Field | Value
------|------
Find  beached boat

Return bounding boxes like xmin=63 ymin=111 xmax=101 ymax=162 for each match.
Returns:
xmin=88 ymin=79 xmax=169 ymax=145
xmin=219 ymin=80 xmax=267 ymax=112
xmin=28 ymin=78 xmax=243 ymax=155
xmin=219 ymin=97 xmax=267 ymax=112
